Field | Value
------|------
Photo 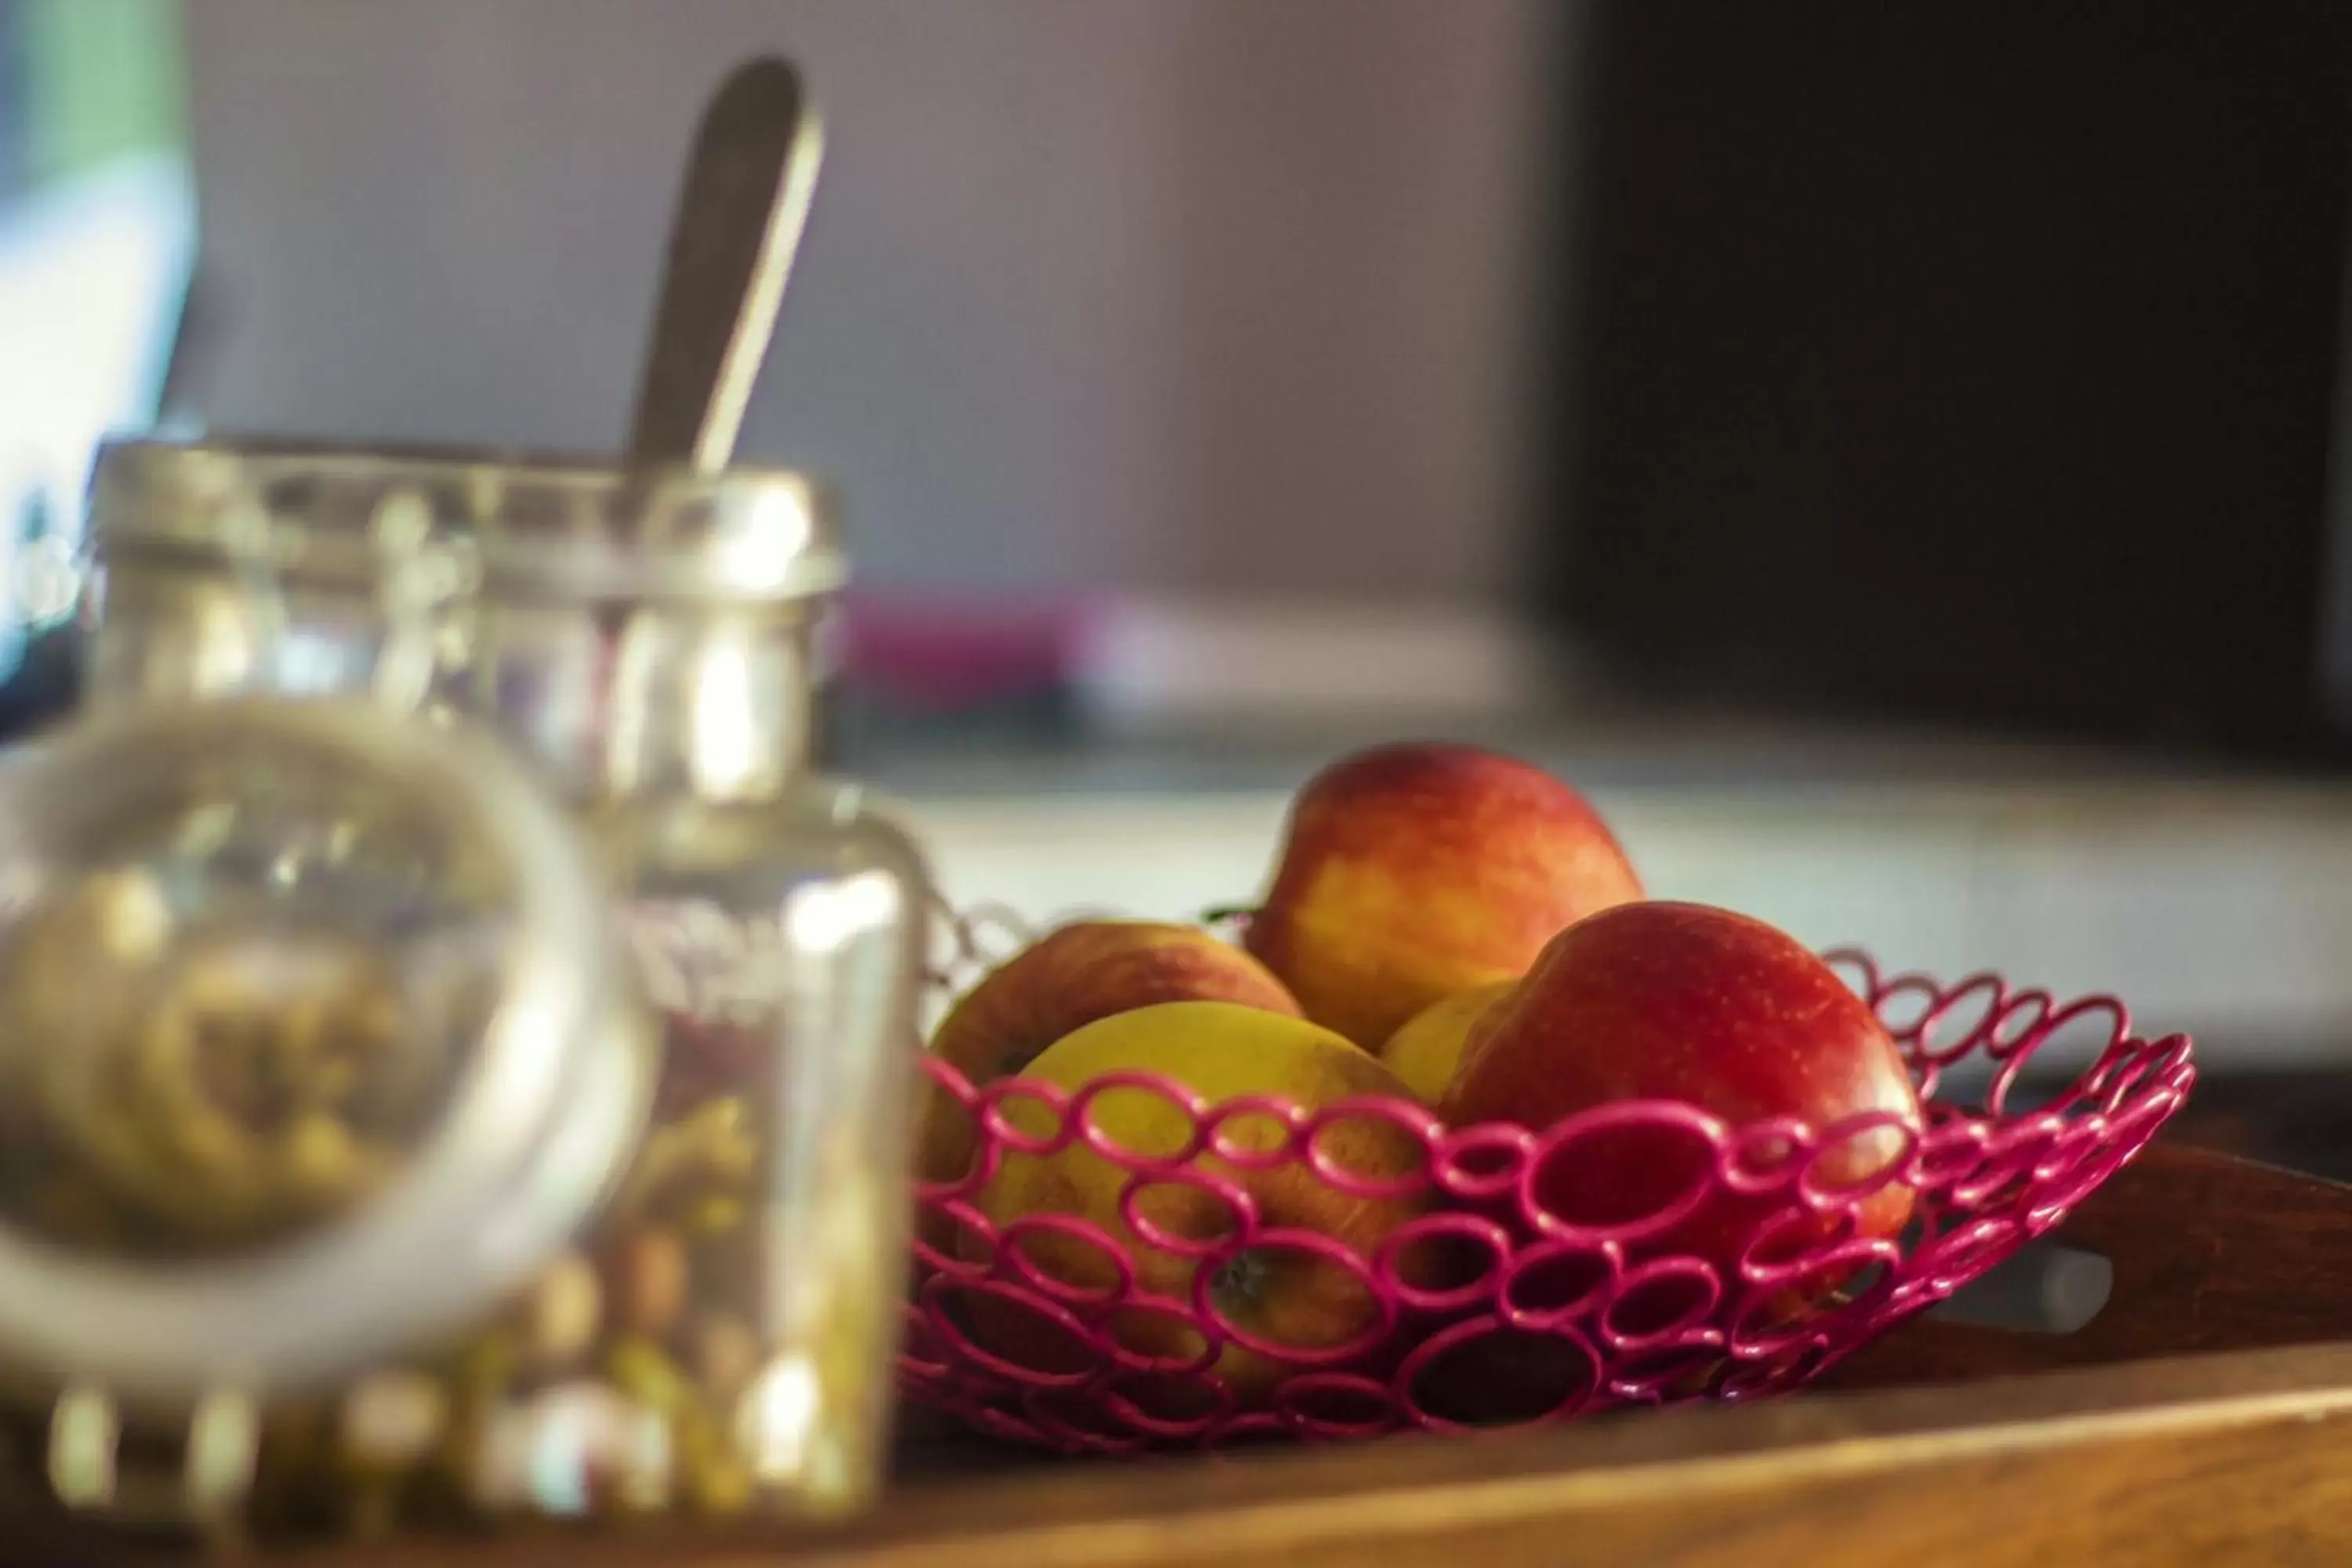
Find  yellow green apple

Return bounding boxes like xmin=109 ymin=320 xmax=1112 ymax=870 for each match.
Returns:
xmin=1378 ymin=979 xmax=1516 ymax=1105
xmin=966 ymin=1000 xmax=1430 ymax=1405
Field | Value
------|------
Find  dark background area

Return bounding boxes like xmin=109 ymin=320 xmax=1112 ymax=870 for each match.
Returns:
xmin=17 ymin=2 xmax=2352 ymax=770
xmin=1548 ymin=2 xmax=2352 ymax=763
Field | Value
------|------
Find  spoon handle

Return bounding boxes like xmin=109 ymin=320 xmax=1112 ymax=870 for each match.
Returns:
xmin=626 ymin=56 xmax=822 ymax=471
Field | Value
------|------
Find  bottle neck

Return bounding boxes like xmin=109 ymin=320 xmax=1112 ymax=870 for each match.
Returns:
xmin=596 ymin=606 xmax=818 ymax=803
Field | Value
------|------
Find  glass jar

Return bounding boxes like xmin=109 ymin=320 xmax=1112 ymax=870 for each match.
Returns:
xmin=42 ymin=440 xmax=935 ymax=1538
xmin=471 ymin=471 xmax=932 ymax=1525
xmin=0 ymin=698 xmax=655 ymax=1538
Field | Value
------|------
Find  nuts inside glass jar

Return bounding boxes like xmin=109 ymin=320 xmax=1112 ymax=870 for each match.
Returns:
xmin=0 ymin=869 xmax=453 ymax=1254
xmin=241 ymin=1069 xmax=791 ymax=1530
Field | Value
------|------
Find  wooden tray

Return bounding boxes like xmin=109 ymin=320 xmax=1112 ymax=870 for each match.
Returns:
xmin=24 ymin=1142 xmax=2352 ymax=1566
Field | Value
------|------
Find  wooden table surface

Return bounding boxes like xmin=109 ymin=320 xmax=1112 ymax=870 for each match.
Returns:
xmin=22 ymin=1140 xmax=2352 ymax=1567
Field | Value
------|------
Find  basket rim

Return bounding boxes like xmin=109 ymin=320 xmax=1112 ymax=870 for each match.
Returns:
xmin=914 ymin=953 xmax=2195 ymax=1207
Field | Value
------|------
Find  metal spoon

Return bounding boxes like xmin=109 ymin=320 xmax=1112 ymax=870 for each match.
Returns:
xmin=626 ymin=56 xmax=823 ymax=471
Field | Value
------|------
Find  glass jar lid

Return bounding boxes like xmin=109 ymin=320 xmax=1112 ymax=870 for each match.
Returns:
xmin=89 ymin=437 xmax=845 ymax=606
xmin=0 ymin=699 xmax=652 ymax=1407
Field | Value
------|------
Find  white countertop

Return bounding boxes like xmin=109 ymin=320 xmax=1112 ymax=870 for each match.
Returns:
xmin=899 ymin=771 xmax=2352 ymax=1065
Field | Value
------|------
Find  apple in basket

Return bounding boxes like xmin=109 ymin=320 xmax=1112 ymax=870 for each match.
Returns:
xmin=1442 ymin=901 xmax=1923 ymax=1280
xmin=1243 ymin=743 xmax=1642 ymax=1051
xmin=1377 ymin=979 xmax=1515 ymax=1105
xmin=917 ymin=920 xmax=1301 ymax=1196
xmin=963 ymin=1000 xmax=1432 ymax=1406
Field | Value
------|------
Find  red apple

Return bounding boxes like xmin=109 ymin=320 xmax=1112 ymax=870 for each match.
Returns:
xmin=1442 ymin=902 xmax=1920 ymax=1290
xmin=1244 ymin=744 xmax=1642 ymax=1050
xmin=917 ymin=920 xmax=1301 ymax=1196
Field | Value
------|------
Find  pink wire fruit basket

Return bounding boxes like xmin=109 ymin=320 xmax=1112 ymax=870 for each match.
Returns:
xmin=901 ymin=931 xmax=2195 ymax=1452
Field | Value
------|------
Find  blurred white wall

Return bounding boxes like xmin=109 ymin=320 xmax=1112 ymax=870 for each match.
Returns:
xmin=906 ymin=779 xmax=2352 ymax=1061
xmin=184 ymin=1 xmax=1567 ymax=603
